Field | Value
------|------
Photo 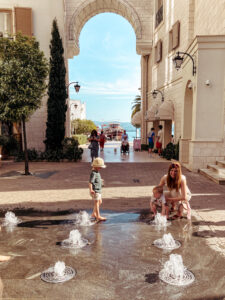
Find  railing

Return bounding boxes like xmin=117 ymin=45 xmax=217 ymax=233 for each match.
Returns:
xmin=155 ymin=5 xmax=163 ymax=28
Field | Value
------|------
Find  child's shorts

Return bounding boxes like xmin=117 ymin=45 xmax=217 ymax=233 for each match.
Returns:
xmin=91 ymin=193 xmax=102 ymax=201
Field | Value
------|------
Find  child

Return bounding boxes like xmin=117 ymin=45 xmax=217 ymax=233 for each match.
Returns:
xmin=150 ymin=185 xmax=169 ymax=218
xmin=89 ymin=157 xmax=107 ymax=222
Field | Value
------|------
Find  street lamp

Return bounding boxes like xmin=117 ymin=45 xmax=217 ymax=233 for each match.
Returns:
xmin=173 ymin=51 xmax=196 ymax=76
xmin=67 ymin=81 xmax=81 ymax=93
xmin=151 ymin=89 xmax=164 ymax=102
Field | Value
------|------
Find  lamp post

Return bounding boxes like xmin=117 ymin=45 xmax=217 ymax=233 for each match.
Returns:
xmin=67 ymin=81 xmax=80 ymax=94
xmin=151 ymin=89 xmax=164 ymax=102
xmin=173 ymin=51 xmax=196 ymax=76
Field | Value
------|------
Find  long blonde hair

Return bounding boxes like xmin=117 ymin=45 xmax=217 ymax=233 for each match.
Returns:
xmin=167 ymin=162 xmax=182 ymax=192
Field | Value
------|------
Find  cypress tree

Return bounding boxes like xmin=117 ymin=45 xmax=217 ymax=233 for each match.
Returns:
xmin=45 ymin=19 xmax=67 ymax=151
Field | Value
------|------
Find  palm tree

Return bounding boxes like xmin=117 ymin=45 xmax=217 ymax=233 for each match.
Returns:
xmin=131 ymin=95 xmax=141 ymax=118
xmin=131 ymin=95 xmax=141 ymax=138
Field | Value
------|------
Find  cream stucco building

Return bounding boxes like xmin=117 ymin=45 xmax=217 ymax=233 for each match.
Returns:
xmin=0 ymin=0 xmax=225 ymax=171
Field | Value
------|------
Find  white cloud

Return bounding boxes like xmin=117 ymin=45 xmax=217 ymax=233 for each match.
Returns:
xmin=69 ymin=74 xmax=141 ymax=97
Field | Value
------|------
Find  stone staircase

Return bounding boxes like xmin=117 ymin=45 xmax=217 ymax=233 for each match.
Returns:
xmin=199 ymin=160 xmax=225 ymax=184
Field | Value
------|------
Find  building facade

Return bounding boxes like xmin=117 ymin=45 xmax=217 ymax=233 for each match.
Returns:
xmin=0 ymin=0 xmax=225 ymax=171
xmin=70 ymin=100 xmax=86 ymax=121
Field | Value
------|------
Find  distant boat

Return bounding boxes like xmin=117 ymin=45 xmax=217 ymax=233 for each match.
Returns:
xmin=104 ymin=122 xmax=124 ymax=141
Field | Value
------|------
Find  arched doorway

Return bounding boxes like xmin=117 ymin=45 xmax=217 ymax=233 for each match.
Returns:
xmin=180 ymin=80 xmax=193 ymax=164
xmin=65 ymin=0 xmax=153 ymax=140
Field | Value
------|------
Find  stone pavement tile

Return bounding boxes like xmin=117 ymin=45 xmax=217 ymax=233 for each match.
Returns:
xmin=0 ymin=160 xmax=224 ymax=256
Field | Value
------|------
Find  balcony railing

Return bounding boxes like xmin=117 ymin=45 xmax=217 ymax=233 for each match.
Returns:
xmin=155 ymin=5 xmax=163 ymax=28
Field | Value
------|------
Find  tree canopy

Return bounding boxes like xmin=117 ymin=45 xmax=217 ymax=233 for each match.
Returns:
xmin=72 ymin=119 xmax=96 ymax=135
xmin=0 ymin=34 xmax=48 ymax=121
xmin=0 ymin=33 xmax=48 ymax=174
xmin=131 ymin=95 xmax=141 ymax=118
xmin=45 ymin=19 xmax=67 ymax=151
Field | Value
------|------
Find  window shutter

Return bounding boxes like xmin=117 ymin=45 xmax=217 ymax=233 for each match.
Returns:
xmin=172 ymin=21 xmax=180 ymax=49
xmin=156 ymin=40 xmax=162 ymax=63
xmin=168 ymin=30 xmax=173 ymax=52
xmin=15 ymin=7 xmax=32 ymax=36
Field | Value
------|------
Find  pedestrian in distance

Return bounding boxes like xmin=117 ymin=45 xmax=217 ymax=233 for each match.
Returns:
xmin=99 ymin=130 xmax=106 ymax=151
xmin=89 ymin=157 xmax=107 ymax=222
xmin=156 ymin=125 xmax=163 ymax=156
xmin=88 ymin=129 xmax=99 ymax=162
xmin=148 ymin=127 xmax=155 ymax=156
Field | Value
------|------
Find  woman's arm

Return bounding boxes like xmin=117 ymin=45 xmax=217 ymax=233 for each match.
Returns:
xmin=158 ymin=175 xmax=166 ymax=187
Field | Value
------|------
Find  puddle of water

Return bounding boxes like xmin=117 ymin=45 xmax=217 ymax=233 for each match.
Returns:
xmin=0 ymin=211 xmax=224 ymax=299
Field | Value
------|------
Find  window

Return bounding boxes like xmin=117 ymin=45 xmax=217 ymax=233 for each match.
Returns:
xmin=155 ymin=0 xmax=163 ymax=28
xmin=154 ymin=40 xmax=162 ymax=64
xmin=168 ymin=21 xmax=180 ymax=52
xmin=0 ymin=10 xmax=12 ymax=37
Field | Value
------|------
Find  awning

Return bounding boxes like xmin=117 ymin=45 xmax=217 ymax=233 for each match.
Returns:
xmin=158 ymin=100 xmax=174 ymax=120
xmin=145 ymin=103 xmax=159 ymax=121
xmin=131 ymin=111 xmax=142 ymax=126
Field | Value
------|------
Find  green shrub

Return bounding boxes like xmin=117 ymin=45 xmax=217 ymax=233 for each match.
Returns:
xmin=0 ymin=135 xmax=8 ymax=146
xmin=15 ymin=137 xmax=83 ymax=162
xmin=40 ymin=149 xmax=63 ymax=162
xmin=16 ymin=148 xmax=40 ymax=162
xmin=72 ymin=134 xmax=87 ymax=145
xmin=62 ymin=137 xmax=83 ymax=161
xmin=162 ymin=142 xmax=179 ymax=160
xmin=4 ymin=136 xmax=19 ymax=155
xmin=141 ymin=144 xmax=148 ymax=151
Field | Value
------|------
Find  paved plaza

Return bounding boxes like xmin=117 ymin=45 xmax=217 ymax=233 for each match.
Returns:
xmin=0 ymin=142 xmax=224 ymax=299
xmin=0 ymin=142 xmax=224 ymax=257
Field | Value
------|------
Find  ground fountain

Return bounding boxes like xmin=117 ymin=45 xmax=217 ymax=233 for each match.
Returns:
xmin=41 ymin=261 xmax=76 ymax=283
xmin=61 ymin=229 xmax=89 ymax=249
xmin=151 ymin=212 xmax=170 ymax=229
xmin=75 ymin=211 xmax=94 ymax=226
xmin=2 ymin=212 xmax=21 ymax=229
xmin=159 ymin=254 xmax=195 ymax=286
xmin=153 ymin=233 xmax=181 ymax=250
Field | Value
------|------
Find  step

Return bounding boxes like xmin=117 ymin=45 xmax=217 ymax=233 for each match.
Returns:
xmin=216 ymin=160 xmax=225 ymax=168
xmin=199 ymin=168 xmax=225 ymax=185
xmin=207 ymin=164 xmax=225 ymax=175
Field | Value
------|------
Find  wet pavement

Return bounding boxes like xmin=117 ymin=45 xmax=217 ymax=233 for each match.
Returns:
xmin=0 ymin=141 xmax=224 ymax=299
xmin=0 ymin=211 xmax=224 ymax=299
xmin=82 ymin=141 xmax=167 ymax=163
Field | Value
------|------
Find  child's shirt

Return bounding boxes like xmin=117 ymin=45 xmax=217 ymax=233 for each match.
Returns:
xmin=89 ymin=170 xmax=102 ymax=193
xmin=151 ymin=194 xmax=166 ymax=206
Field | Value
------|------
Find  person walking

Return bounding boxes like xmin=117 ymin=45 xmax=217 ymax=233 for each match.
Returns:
xmin=156 ymin=125 xmax=163 ymax=155
xmin=99 ymin=130 xmax=106 ymax=151
xmin=88 ymin=129 xmax=99 ymax=162
xmin=148 ymin=127 xmax=155 ymax=156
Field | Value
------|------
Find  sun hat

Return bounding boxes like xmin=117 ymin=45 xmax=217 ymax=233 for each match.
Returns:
xmin=91 ymin=157 xmax=106 ymax=168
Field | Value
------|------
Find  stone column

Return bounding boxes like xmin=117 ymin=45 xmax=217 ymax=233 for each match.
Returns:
xmin=141 ymin=55 xmax=149 ymax=144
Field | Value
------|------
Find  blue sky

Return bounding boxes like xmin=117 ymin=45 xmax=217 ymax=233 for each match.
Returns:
xmin=68 ymin=13 xmax=141 ymax=122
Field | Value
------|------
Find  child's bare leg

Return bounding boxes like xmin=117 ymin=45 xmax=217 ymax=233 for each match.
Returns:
xmin=162 ymin=205 xmax=169 ymax=218
xmin=95 ymin=200 xmax=106 ymax=221
xmin=186 ymin=201 xmax=191 ymax=220
xmin=91 ymin=199 xmax=98 ymax=218
xmin=178 ymin=203 xmax=183 ymax=217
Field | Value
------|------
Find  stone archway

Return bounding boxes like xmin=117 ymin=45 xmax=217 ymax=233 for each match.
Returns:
xmin=65 ymin=0 xmax=153 ymax=58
